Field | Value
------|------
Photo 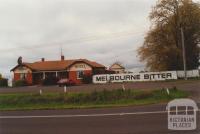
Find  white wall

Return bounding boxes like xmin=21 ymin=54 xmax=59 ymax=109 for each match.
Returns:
xmin=177 ymin=70 xmax=200 ymax=78
xmin=93 ymin=70 xmax=200 ymax=84
xmin=93 ymin=71 xmax=177 ymax=84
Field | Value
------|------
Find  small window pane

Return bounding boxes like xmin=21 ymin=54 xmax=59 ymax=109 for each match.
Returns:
xmin=170 ymin=106 xmax=176 ymax=115
xmin=187 ymin=106 xmax=194 ymax=115
xmin=77 ymin=71 xmax=84 ymax=79
xmin=20 ymin=73 xmax=26 ymax=80
xmin=177 ymin=106 xmax=186 ymax=115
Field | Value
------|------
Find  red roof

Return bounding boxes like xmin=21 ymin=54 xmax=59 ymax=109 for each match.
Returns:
xmin=11 ymin=59 xmax=105 ymax=71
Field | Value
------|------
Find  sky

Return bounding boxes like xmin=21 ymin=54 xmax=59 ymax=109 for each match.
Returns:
xmin=0 ymin=0 xmax=183 ymax=77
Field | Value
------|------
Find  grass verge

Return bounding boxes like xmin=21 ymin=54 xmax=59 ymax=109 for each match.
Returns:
xmin=0 ymin=88 xmax=189 ymax=111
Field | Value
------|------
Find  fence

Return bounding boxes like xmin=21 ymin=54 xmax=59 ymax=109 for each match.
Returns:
xmin=177 ymin=70 xmax=200 ymax=78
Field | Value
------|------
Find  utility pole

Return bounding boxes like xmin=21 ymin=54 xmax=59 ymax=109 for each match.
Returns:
xmin=176 ymin=0 xmax=187 ymax=80
xmin=180 ymin=27 xmax=187 ymax=80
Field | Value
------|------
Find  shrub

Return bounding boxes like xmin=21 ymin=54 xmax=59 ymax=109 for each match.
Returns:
xmin=14 ymin=80 xmax=28 ymax=87
xmin=0 ymin=78 xmax=8 ymax=87
xmin=82 ymin=74 xmax=92 ymax=84
xmin=42 ymin=76 xmax=59 ymax=86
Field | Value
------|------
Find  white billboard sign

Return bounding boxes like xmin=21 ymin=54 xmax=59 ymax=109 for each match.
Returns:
xmin=93 ymin=71 xmax=177 ymax=84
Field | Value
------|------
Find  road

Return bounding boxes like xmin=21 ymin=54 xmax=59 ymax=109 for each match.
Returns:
xmin=0 ymin=104 xmax=199 ymax=134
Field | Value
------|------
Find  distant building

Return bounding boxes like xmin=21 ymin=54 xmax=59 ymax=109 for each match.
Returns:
xmin=109 ymin=63 xmax=125 ymax=74
xmin=11 ymin=56 xmax=106 ymax=85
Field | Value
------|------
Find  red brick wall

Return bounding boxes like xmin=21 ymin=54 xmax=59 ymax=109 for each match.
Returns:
xmin=84 ymin=70 xmax=92 ymax=76
xmin=14 ymin=73 xmax=20 ymax=81
xmin=26 ymin=73 xmax=33 ymax=84
xmin=14 ymin=73 xmax=33 ymax=85
xmin=69 ymin=70 xmax=92 ymax=84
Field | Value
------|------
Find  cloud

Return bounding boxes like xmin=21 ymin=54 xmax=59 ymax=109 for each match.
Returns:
xmin=0 ymin=0 xmax=158 ymax=77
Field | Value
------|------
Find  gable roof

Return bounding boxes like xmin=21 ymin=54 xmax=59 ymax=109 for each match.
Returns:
xmin=11 ymin=59 xmax=105 ymax=71
xmin=109 ymin=63 xmax=125 ymax=70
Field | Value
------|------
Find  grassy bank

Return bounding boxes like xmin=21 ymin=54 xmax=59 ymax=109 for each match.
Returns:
xmin=0 ymin=88 xmax=189 ymax=111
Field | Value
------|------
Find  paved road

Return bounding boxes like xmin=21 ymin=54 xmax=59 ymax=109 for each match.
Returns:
xmin=0 ymin=104 xmax=199 ymax=134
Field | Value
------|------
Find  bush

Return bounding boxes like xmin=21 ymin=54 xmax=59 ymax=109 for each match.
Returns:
xmin=0 ymin=78 xmax=8 ymax=87
xmin=14 ymin=80 xmax=28 ymax=87
xmin=42 ymin=76 xmax=59 ymax=86
xmin=82 ymin=74 xmax=92 ymax=84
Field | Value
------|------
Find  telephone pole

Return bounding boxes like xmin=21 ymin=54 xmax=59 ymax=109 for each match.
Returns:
xmin=180 ymin=27 xmax=187 ymax=80
xmin=176 ymin=0 xmax=187 ymax=80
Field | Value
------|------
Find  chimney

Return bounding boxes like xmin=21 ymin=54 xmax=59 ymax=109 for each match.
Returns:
xmin=41 ymin=58 xmax=45 ymax=62
xmin=61 ymin=55 xmax=65 ymax=61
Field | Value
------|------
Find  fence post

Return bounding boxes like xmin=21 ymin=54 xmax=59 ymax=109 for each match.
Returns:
xmin=64 ymin=86 xmax=67 ymax=93
xmin=40 ymin=89 xmax=43 ymax=95
xmin=166 ymin=88 xmax=170 ymax=95
xmin=122 ymin=84 xmax=125 ymax=91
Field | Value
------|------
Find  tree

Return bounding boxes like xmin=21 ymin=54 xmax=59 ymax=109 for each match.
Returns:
xmin=138 ymin=0 xmax=200 ymax=71
xmin=0 ymin=74 xmax=8 ymax=87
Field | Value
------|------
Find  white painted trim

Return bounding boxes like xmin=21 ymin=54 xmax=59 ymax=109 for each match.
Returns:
xmin=43 ymin=72 xmax=45 ymax=79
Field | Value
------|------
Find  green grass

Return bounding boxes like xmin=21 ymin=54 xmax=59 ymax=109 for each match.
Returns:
xmin=0 ymin=88 xmax=189 ymax=111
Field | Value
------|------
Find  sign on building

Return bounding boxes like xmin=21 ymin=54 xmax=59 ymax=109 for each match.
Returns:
xmin=93 ymin=71 xmax=177 ymax=84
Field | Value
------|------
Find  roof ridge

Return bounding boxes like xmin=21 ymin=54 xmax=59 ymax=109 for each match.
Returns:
xmin=34 ymin=59 xmax=77 ymax=63
xmin=11 ymin=58 xmax=105 ymax=72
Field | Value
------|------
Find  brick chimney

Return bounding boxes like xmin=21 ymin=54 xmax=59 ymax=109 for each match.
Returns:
xmin=41 ymin=58 xmax=45 ymax=62
xmin=61 ymin=55 xmax=65 ymax=61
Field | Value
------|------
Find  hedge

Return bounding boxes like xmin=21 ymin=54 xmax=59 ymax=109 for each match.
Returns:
xmin=0 ymin=78 xmax=8 ymax=87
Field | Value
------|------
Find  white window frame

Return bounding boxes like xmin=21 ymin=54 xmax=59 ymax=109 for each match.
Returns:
xmin=20 ymin=73 xmax=27 ymax=80
xmin=77 ymin=70 xmax=84 ymax=79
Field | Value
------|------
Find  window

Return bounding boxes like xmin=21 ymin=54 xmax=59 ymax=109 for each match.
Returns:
xmin=177 ymin=106 xmax=186 ymax=115
xmin=77 ymin=71 xmax=84 ymax=79
xmin=187 ymin=106 xmax=194 ymax=115
xmin=20 ymin=73 xmax=27 ymax=80
xmin=170 ymin=106 xmax=176 ymax=115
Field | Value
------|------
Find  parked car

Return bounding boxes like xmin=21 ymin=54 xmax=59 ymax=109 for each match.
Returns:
xmin=57 ymin=79 xmax=76 ymax=87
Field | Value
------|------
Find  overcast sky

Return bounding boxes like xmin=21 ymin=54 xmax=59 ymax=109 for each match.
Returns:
xmin=0 ymin=0 xmax=181 ymax=77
